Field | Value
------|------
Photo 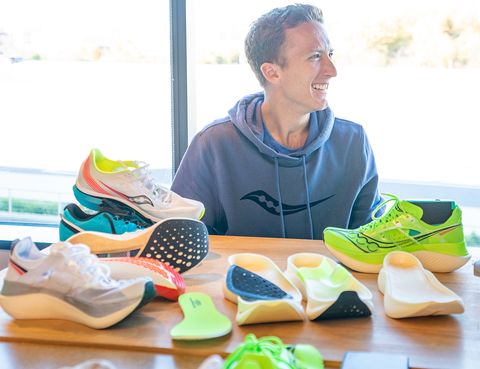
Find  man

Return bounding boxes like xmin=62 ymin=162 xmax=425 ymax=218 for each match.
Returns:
xmin=172 ymin=4 xmax=382 ymax=239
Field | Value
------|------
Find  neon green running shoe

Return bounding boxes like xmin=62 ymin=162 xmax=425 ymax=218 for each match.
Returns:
xmin=323 ymin=194 xmax=470 ymax=273
xmin=223 ymin=334 xmax=324 ymax=369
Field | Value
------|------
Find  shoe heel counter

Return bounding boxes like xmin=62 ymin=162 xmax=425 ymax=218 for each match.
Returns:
xmin=59 ymin=223 xmax=76 ymax=242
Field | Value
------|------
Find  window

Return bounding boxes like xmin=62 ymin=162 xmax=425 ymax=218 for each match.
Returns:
xmin=0 ymin=0 xmax=172 ymax=228
xmin=186 ymin=0 xmax=480 ymax=245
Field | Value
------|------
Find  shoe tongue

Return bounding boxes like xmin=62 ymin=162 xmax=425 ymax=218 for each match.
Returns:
xmin=398 ymin=201 xmax=423 ymax=219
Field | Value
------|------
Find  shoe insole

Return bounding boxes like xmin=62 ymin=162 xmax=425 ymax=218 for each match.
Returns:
xmin=379 ymin=251 xmax=464 ymax=318
xmin=226 ymin=265 xmax=292 ymax=301
xmin=170 ymin=292 xmax=232 ymax=340
xmin=386 ymin=261 xmax=458 ymax=303
xmin=297 ymin=260 xmax=372 ymax=320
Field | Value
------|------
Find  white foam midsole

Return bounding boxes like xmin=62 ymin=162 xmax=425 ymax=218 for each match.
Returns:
xmin=0 ymin=292 xmax=141 ymax=329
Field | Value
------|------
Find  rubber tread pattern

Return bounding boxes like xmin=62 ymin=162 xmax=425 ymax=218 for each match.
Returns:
xmin=138 ymin=219 xmax=209 ymax=274
xmin=313 ymin=290 xmax=372 ymax=321
xmin=226 ymin=265 xmax=292 ymax=301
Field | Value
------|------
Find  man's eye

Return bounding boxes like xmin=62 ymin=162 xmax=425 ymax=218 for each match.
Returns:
xmin=311 ymin=53 xmax=321 ymax=60
xmin=328 ymin=50 xmax=334 ymax=58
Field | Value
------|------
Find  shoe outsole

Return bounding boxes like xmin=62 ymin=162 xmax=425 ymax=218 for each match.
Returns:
xmin=325 ymin=243 xmax=471 ymax=273
xmin=226 ymin=265 xmax=292 ymax=301
xmin=224 ymin=253 xmax=305 ymax=325
xmin=313 ymin=291 xmax=371 ymax=320
xmin=0 ymin=281 xmax=155 ymax=329
xmin=285 ymin=252 xmax=373 ymax=321
xmin=67 ymin=218 xmax=209 ymax=274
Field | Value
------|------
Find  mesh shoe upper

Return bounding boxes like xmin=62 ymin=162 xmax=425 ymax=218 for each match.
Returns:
xmin=59 ymin=203 xmax=145 ymax=241
xmin=324 ymin=194 xmax=469 ymax=266
xmin=2 ymin=238 xmax=151 ymax=318
xmin=75 ymin=149 xmax=205 ymax=221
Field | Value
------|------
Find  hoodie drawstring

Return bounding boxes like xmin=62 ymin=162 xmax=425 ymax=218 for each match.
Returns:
xmin=274 ymin=157 xmax=286 ymax=238
xmin=302 ymin=155 xmax=314 ymax=239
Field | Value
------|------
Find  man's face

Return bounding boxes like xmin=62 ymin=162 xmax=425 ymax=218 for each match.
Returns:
xmin=274 ymin=21 xmax=337 ymax=113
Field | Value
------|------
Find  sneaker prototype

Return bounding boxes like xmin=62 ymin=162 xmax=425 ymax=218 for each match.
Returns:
xmin=323 ymin=194 xmax=470 ymax=273
xmin=59 ymin=203 xmax=150 ymax=241
xmin=223 ymin=334 xmax=324 ymax=369
xmin=75 ymin=148 xmax=205 ymax=222
xmin=67 ymin=218 xmax=209 ymax=274
xmin=0 ymin=238 xmax=156 ymax=329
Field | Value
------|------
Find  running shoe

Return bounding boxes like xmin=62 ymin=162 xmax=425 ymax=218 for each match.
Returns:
xmin=75 ymin=148 xmax=205 ymax=222
xmin=67 ymin=218 xmax=209 ymax=274
xmin=223 ymin=334 xmax=324 ymax=369
xmin=0 ymin=238 xmax=155 ymax=329
xmin=323 ymin=194 xmax=470 ymax=273
xmin=59 ymin=203 xmax=150 ymax=241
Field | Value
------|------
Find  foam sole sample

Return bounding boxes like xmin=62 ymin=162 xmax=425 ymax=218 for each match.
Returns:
xmin=378 ymin=251 xmax=464 ymax=318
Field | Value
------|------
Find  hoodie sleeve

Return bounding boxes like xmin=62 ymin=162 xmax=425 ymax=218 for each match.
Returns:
xmin=348 ymin=129 xmax=383 ymax=229
xmin=171 ymin=131 xmax=226 ymax=234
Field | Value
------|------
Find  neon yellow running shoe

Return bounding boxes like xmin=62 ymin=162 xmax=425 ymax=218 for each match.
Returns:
xmin=323 ymin=194 xmax=470 ymax=273
xmin=223 ymin=334 xmax=324 ymax=369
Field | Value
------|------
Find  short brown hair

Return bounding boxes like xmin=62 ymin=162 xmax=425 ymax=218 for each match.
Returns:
xmin=245 ymin=4 xmax=324 ymax=86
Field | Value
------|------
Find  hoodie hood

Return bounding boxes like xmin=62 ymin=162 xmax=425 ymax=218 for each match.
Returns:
xmin=228 ymin=92 xmax=335 ymax=164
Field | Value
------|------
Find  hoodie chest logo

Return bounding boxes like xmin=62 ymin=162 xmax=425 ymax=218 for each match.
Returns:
xmin=241 ymin=190 xmax=335 ymax=215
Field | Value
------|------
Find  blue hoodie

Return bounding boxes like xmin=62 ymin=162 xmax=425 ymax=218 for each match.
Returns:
xmin=172 ymin=92 xmax=382 ymax=239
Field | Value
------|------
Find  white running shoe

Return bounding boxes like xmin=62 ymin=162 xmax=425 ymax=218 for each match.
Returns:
xmin=75 ymin=148 xmax=205 ymax=222
xmin=0 ymin=238 xmax=156 ymax=329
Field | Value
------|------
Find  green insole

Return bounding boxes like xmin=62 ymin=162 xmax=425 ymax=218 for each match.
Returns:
xmin=170 ymin=292 xmax=232 ymax=340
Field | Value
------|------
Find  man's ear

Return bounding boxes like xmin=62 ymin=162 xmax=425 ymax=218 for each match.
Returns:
xmin=260 ymin=62 xmax=280 ymax=84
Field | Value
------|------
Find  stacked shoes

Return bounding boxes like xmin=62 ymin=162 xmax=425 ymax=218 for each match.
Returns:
xmin=58 ymin=149 xmax=209 ymax=275
xmin=60 ymin=148 xmax=205 ymax=241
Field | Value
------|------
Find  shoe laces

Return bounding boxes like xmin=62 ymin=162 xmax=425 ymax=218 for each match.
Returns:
xmin=130 ymin=163 xmax=173 ymax=204
xmin=223 ymin=334 xmax=296 ymax=369
xmin=359 ymin=193 xmax=401 ymax=232
xmin=50 ymin=243 xmax=115 ymax=288
xmin=359 ymin=194 xmax=421 ymax=245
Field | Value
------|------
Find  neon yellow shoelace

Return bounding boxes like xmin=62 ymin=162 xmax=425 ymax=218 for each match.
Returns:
xmin=223 ymin=334 xmax=295 ymax=369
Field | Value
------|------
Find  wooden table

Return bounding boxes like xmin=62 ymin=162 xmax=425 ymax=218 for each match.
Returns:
xmin=0 ymin=236 xmax=479 ymax=369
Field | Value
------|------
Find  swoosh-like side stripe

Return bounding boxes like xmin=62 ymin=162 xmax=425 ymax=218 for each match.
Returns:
xmin=9 ymin=259 xmax=27 ymax=275
xmin=99 ymin=180 xmax=130 ymax=201
xmin=342 ymin=224 xmax=462 ymax=253
xmin=81 ymin=156 xmax=110 ymax=196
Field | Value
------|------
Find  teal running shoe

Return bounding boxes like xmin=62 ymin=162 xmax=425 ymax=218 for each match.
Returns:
xmin=323 ymin=194 xmax=470 ymax=273
xmin=59 ymin=203 xmax=151 ymax=241
xmin=223 ymin=334 xmax=324 ymax=369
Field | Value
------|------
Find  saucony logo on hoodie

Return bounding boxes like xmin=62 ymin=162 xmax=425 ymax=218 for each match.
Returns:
xmin=241 ymin=190 xmax=335 ymax=215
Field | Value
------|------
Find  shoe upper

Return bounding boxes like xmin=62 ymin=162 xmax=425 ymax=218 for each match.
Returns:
xmin=2 ymin=238 xmax=152 ymax=317
xmin=223 ymin=334 xmax=324 ymax=369
xmin=76 ymin=149 xmax=204 ymax=221
xmin=61 ymin=203 xmax=142 ymax=237
xmin=324 ymin=194 xmax=468 ymax=258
